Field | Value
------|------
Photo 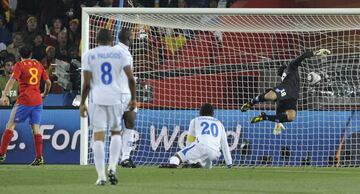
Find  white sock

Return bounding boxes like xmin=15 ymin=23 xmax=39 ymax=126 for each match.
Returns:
xmin=121 ymin=128 xmax=135 ymax=161
xmin=93 ymin=141 xmax=106 ymax=181
xmin=108 ymin=135 xmax=122 ymax=172
xmin=169 ymin=156 xmax=180 ymax=165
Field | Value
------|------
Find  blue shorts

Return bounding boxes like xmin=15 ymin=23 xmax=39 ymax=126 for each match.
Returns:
xmin=10 ymin=104 xmax=43 ymax=125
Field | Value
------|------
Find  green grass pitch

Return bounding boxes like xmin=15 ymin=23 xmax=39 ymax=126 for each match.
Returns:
xmin=1 ymin=165 xmax=360 ymax=194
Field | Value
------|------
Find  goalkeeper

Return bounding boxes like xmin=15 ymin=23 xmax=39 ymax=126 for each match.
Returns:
xmin=241 ymin=49 xmax=330 ymax=133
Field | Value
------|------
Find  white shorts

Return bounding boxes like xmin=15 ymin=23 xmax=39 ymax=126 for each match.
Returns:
xmin=177 ymin=143 xmax=221 ymax=168
xmin=89 ymin=103 xmax=126 ymax=132
xmin=121 ymin=94 xmax=138 ymax=112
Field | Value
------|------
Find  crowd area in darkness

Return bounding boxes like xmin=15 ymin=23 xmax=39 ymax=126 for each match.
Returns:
xmin=0 ymin=0 xmax=235 ymax=106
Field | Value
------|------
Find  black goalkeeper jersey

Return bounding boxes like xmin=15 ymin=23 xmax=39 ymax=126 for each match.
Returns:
xmin=277 ymin=51 xmax=313 ymax=100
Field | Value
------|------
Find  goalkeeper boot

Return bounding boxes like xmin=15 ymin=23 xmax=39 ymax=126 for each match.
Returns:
xmin=251 ymin=112 xmax=266 ymax=123
xmin=273 ymin=123 xmax=286 ymax=135
xmin=29 ymin=156 xmax=45 ymax=166
xmin=108 ymin=170 xmax=118 ymax=185
xmin=0 ymin=154 xmax=6 ymax=163
xmin=241 ymin=102 xmax=254 ymax=112
xmin=159 ymin=163 xmax=178 ymax=168
xmin=120 ymin=159 xmax=136 ymax=168
xmin=95 ymin=179 xmax=106 ymax=186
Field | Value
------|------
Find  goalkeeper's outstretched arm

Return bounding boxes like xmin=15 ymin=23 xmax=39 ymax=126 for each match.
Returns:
xmin=220 ymin=126 xmax=232 ymax=168
xmin=287 ymin=50 xmax=314 ymax=70
xmin=288 ymin=49 xmax=331 ymax=70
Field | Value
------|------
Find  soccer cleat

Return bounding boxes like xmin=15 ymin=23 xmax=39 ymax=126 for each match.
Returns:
xmin=241 ymin=102 xmax=254 ymax=112
xmin=95 ymin=179 xmax=106 ymax=186
xmin=159 ymin=163 xmax=178 ymax=168
xmin=120 ymin=159 xmax=136 ymax=168
xmin=251 ymin=112 xmax=266 ymax=123
xmin=182 ymin=162 xmax=202 ymax=168
xmin=107 ymin=170 xmax=118 ymax=185
xmin=0 ymin=154 xmax=6 ymax=163
xmin=273 ymin=123 xmax=286 ymax=135
xmin=29 ymin=157 xmax=45 ymax=166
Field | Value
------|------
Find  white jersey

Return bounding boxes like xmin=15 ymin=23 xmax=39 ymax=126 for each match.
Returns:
xmin=187 ymin=116 xmax=232 ymax=165
xmin=82 ymin=45 xmax=129 ymax=105
xmin=113 ymin=42 xmax=133 ymax=94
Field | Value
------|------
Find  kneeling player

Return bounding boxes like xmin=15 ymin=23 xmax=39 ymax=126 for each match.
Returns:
xmin=160 ymin=103 xmax=232 ymax=168
xmin=241 ymin=49 xmax=330 ymax=134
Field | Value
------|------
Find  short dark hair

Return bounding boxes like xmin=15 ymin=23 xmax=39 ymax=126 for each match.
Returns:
xmin=199 ymin=103 xmax=214 ymax=116
xmin=19 ymin=46 xmax=32 ymax=59
xmin=118 ymin=28 xmax=132 ymax=43
xmin=4 ymin=56 xmax=15 ymax=64
xmin=96 ymin=28 xmax=112 ymax=44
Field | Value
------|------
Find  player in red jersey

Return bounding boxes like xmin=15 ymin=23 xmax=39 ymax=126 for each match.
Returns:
xmin=0 ymin=46 xmax=51 ymax=165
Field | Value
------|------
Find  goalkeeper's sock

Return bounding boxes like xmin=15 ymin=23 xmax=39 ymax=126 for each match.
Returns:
xmin=265 ymin=113 xmax=289 ymax=123
xmin=108 ymin=135 xmax=122 ymax=172
xmin=33 ymin=134 xmax=43 ymax=158
xmin=169 ymin=156 xmax=180 ymax=165
xmin=0 ymin=129 xmax=13 ymax=156
xmin=251 ymin=93 xmax=266 ymax=105
xmin=121 ymin=128 xmax=135 ymax=161
xmin=93 ymin=141 xmax=106 ymax=181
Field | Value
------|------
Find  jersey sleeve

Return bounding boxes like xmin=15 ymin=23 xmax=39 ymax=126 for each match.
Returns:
xmin=288 ymin=50 xmax=314 ymax=70
xmin=82 ymin=51 xmax=92 ymax=72
xmin=122 ymin=54 xmax=132 ymax=69
xmin=11 ymin=62 xmax=21 ymax=81
xmin=220 ymin=125 xmax=232 ymax=166
xmin=187 ymin=119 xmax=196 ymax=136
xmin=186 ymin=119 xmax=196 ymax=146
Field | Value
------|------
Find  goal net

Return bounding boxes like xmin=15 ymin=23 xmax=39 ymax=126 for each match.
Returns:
xmin=81 ymin=8 xmax=360 ymax=167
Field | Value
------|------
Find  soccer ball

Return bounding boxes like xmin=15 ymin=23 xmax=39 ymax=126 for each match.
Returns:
xmin=307 ymin=72 xmax=321 ymax=85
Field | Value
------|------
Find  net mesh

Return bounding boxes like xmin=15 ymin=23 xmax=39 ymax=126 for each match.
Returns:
xmin=85 ymin=10 xmax=360 ymax=166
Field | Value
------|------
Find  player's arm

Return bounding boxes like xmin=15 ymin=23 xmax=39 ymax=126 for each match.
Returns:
xmin=186 ymin=119 xmax=196 ymax=146
xmin=41 ymin=68 xmax=51 ymax=98
xmin=0 ymin=78 xmax=16 ymax=106
xmin=80 ymin=70 xmax=92 ymax=117
xmin=1 ymin=63 xmax=20 ymax=106
xmin=42 ymin=79 xmax=51 ymax=98
xmin=288 ymin=50 xmax=314 ymax=70
xmin=220 ymin=126 xmax=232 ymax=168
xmin=288 ymin=49 xmax=330 ymax=70
xmin=80 ymin=52 xmax=91 ymax=117
xmin=123 ymin=65 xmax=137 ymax=111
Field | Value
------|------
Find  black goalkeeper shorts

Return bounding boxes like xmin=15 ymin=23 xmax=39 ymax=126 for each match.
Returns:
xmin=276 ymin=99 xmax=297 ymax=114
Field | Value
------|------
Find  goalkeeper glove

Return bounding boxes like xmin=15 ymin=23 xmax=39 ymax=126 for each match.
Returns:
xmin=313 ymin=49 xmax=331 ymax=57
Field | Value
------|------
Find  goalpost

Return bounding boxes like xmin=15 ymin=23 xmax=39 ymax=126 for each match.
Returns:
xmin=81 ymin=8 xmax=360 ymax=166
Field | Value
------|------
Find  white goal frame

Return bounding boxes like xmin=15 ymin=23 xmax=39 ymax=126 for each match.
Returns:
xmin=80 ymin=7 xmax=360 ymax=165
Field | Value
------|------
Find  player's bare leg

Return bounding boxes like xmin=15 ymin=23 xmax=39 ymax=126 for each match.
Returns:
xmin=241 ymin=90 xmax=277 ymax=112
xmin=93 ymin=131 xmax=107 ymax=185
xmin=120 ymin=110 xmax=136 ymax=168
xmin=0 ymin=121 xmax=16 ymax=163
xmin=29 ymin=124 xmax=44 ymax=166
xmin=108 ymin=130 xmax=121 ymax=185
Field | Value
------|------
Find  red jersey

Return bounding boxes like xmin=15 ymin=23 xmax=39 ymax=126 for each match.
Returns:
xmin=12 ymin=59 xmax=49 ymax=106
